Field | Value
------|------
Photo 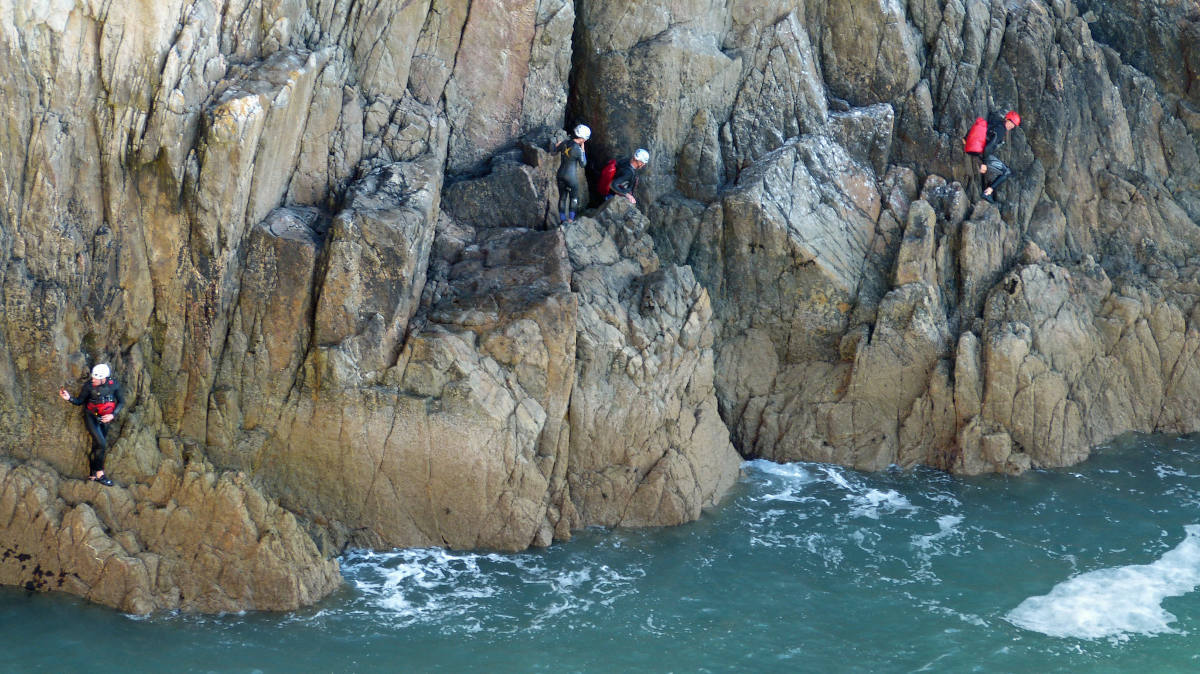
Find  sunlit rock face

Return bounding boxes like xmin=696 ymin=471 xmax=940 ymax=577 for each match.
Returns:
xmin=3 ymin=0 xmax=1200 ymax=611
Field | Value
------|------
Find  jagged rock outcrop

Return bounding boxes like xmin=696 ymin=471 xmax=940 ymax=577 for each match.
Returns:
xmin=566 ymin=201 xmax=740 ymax=527
xmin=4 ymin=0 xmax=1200 ymax=613
xmin=0 ymin=458 xmax=339 ymax=614
xmin=205 ymin=141 xmax=738 ymax=554
xmin=573 ymin=0 xmax=1200 ymax=474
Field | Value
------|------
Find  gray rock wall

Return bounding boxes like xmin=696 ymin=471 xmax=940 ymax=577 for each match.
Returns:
xmin=579 ymin=0 xmax=1200 ymax=474
xmin=1 ymin=0 xmax=1199 ymax=612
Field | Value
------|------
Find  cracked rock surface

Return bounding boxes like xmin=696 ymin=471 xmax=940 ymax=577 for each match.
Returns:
xmin=3 ymin=0 xmax=1200 ymax=612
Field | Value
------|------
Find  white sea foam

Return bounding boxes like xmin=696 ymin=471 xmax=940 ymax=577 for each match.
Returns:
xmin=1006 ymin=525 xmax=1200 ymax=640
xmin=745 ymin=459 xmax=826 ymax=504
xmin=912 ymin=515 xmax=964 ymax=551
xmin=846 ymin=488 xmax=916 ymax=519
xmin=340 ymin=546 xmax=641 ymax=632
xmin=811 ymin=465 xmax=918 ymax=519
xmin=744 ymin=459 xmax=814 ymax=481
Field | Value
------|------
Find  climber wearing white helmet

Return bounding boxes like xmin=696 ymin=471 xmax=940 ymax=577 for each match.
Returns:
xmin=554 ymin=124 xmax=591 ymax=224
xmin=59 ymin=362 xmax=125 ymax=486
xmin=610 ymin=148 xmax=649 ymax=206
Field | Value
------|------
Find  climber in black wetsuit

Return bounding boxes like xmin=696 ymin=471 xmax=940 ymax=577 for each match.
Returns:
xmin=59 ymin=363 xmax=125 ymax=486
xmin=610 ymin=148 xmax=649 ymax=206
xmin=979 ymin=111 xmax=1020 ymax=203
xmin=554 ymin=124 xmax=590 ymax=224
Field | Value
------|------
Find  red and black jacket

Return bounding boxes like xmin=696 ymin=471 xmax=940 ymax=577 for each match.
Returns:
xmin=963 ymin=112 xmax=1010 ymax=157
xmin=69 ymin=378 xmax=124 ymax=418
xmin=610 ymin=158 xmax=640 ymax=197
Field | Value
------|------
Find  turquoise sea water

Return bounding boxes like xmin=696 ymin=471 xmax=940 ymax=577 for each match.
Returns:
xmin=5 ymin=433 xmax=1200 ymax=672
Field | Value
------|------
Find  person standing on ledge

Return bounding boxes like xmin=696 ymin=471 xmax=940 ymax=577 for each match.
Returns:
xmin=554 ymin=124 xmax=590 ymax=225
xmin=610 ymin=148 xmax=649 ymax=206
xmin=59 ymin=363 xmax=124 ymax=486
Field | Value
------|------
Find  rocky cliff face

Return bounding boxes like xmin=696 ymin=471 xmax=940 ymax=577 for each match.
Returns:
xmin=1 ymin=0 xmax=1198 ymax=612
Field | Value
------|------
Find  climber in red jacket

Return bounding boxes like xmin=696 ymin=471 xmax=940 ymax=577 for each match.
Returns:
xmin=963 ymin=110 xmax=1020 ymax=157
xmin=964 ymin=111 xmax=1021 ymax=203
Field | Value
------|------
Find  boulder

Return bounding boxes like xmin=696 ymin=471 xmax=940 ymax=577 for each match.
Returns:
xmin=0 ymin=459 xmax=340 ymax=615
xmin=442 ymin=157 xmax=557 ymax=230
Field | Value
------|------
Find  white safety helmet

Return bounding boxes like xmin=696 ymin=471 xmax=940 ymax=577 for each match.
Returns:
xmin=573 ymin=124 xmax=591 ymax=140
xmin=91 ymin=363 xmax=110 ymax=379
xmin=634 ymin=148 xmax=650 ymax=163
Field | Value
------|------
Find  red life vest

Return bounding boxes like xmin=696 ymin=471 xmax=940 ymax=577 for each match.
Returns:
xmin=86 ymin=379 xmax=117 ymax=416
xmin=597 ymin=159 xmax=617 ymax=196
xmin=963 ymin=117 xmax=988 ymax=155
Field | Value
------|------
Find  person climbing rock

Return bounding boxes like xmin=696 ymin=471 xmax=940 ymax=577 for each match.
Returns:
xmin=985 ymin=110 xmax=1020 ymax=157
xmin=963 ymin=110 xmax=1020 ymax=158
xmin=554 ymin=124 xmax=590 ymax=224
xmin=963 ymin=111 xmax=1020 ymax=204
xmin=59 ymin=363 xmax=124 ymax=486
xmin=610 ymin=148 xmax=649 ymax=206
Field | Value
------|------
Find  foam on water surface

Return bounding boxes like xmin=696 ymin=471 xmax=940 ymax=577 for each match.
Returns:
xmin=746 ymin=460 xmax=918 ymax=519
xmin=912 ymin=515 xmax=964 ymax=551
xmin=1006 ymin=525 xmax=1200 ymax=640
xmin=13 ymin=437 xmax=1200 ymax=673
xmin=340 ymin=546 xmax=643 ymax=633
xmin=744 ymin=458 xmax=815 ymax=481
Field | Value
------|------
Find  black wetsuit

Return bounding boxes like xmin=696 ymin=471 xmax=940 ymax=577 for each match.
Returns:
xmin=982 ymin=113 xmax=1013 ymax=200
xmin=983 ymin=155 xmax=1012 ymax=193
xmin=610 ymin=159 xmax=640 ymax=199
xmin=555 ymin=139 xmax=587 ymax=220
xmin=68 ymin=378 xmax=124 ymax=474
